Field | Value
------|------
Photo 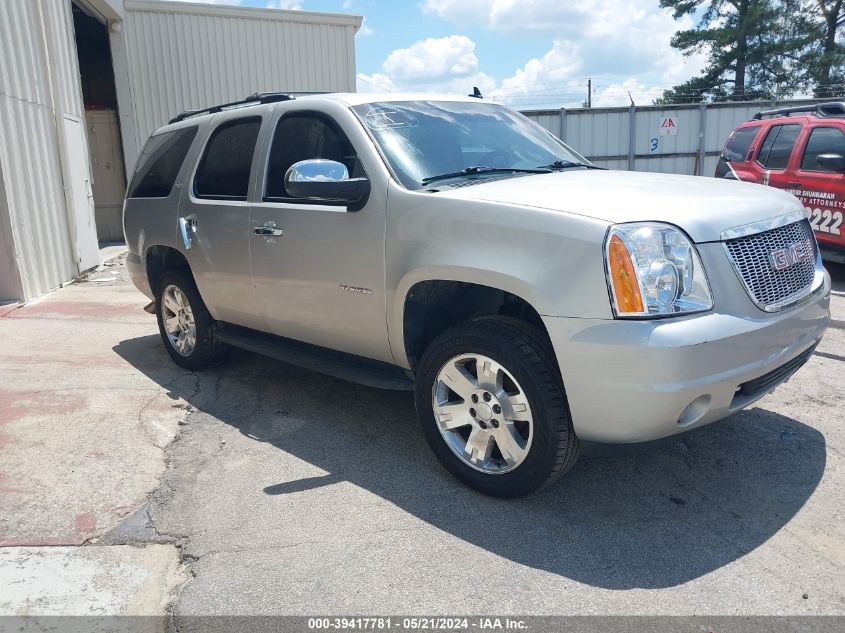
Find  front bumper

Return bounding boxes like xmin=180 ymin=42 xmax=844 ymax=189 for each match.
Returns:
xmin=543 ymin=273 xmax=830 ymax=443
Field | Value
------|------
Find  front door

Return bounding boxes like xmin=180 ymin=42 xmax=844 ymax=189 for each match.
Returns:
xmin=249 ymin=110 xmax=392 ymax=362
xmin=793 ymin=125 xmax=845 ymax=250
xmin=179 ymin=115 xmax=266 ymax=330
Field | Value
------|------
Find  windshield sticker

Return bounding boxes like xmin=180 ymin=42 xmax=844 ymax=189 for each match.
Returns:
xmin=364 ymin=108 xmax=419 ymax=130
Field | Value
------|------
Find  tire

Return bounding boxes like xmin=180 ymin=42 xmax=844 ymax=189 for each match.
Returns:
xmin=415 ymin=316 xmax=580 ymax=498
xmin=155 ymin=269 xmax=227 ymax=370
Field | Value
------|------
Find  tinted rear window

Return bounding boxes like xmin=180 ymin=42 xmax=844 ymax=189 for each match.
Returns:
xmin=757 ymin=124 xmax=800 ymax=169
xmin=194 ymin=117 xmax=262 ymax=200
xmin=723 ymin=126 xmax=759 ymax=162
xmin=128 ymin=127 xmax=197 ymax=198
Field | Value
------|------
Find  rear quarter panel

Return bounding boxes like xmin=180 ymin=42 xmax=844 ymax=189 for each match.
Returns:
xmin=123 ymin=121 xmax=209 ymax=285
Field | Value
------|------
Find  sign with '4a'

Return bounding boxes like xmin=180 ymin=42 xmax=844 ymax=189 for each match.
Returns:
xmin=659 ymin=116 xmax=678 ymax=136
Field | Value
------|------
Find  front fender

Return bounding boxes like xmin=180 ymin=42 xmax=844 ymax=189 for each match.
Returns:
xmin=385 ymin=186 xmax=613 ymax=368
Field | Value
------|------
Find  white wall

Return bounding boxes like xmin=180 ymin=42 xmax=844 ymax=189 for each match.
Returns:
xmin=117 ymin=0 xmax=361 ymax=172
xmin=0 ymin=0 xmax=96 ymax=302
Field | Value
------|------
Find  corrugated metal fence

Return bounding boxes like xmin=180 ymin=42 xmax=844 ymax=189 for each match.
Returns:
xmin=522 ymin=99 xmax=829 ymax=177
xmin=121 ymin=0 xmax=360 ymax=170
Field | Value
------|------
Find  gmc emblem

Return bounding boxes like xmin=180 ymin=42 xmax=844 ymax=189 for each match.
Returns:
xmin=770 ymin=240 xmax=813 ymax=271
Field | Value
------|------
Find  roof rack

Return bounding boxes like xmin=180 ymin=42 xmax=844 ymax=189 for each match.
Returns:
xmin=169 ymin=92 xmax=295 ymax=124
xmin=751 ymin=101 xmax=845 ymax=120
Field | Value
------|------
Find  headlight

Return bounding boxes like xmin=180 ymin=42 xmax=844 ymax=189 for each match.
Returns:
xmin=605 ymin=222 xmax=713 ymax=318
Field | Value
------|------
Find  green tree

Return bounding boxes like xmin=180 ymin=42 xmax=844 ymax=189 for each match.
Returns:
xmin=657 ymin=0 xmax=802 ymax=103
xmin=799 ymin=0 xmax=845 ymax=97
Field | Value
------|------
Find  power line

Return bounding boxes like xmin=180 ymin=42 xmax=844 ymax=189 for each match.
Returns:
xmin=357 ymin=75 xmax=395 ymax=92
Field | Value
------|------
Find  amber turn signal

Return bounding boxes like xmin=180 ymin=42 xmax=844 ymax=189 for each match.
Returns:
xmin=607 ymin=234 xmax=644 ymax=314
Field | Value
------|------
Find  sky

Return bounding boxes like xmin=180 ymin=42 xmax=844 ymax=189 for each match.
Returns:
xmin=160 ymin=0 xmax=710 ymax=109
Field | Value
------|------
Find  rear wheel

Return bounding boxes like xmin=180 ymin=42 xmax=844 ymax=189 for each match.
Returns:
xmin=415 ymin=317 xmax=580 ymax=497
xmin=155 ymin=270 xmax=227 ymax=370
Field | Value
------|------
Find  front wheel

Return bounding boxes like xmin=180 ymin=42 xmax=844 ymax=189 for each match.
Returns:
xmin=415 ymin=317 xmax=580 ymax=498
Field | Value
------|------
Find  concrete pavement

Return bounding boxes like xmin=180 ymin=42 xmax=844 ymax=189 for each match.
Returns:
xmin=0 ymin=254 xmax=188 ymax=618
xmin=0 ymin=255 xmax=843 ymax=620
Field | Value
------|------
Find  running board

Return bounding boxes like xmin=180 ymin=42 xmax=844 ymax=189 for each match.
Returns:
xmin=215 ymin=322 xmax=414 ymax=391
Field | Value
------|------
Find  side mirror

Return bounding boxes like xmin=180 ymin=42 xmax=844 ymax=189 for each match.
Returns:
xmin=815 ymin=153 xmax=845 ymax=172
xmin=284 ymin=159 xmax=370 ymax=210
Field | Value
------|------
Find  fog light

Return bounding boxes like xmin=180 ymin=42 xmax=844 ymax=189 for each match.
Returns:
xmin=678 ymin=394 xmax=712 ymax=427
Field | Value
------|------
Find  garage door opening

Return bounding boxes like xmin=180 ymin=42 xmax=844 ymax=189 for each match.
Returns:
xmin=72 ymin=1 xmax=126 ymax=244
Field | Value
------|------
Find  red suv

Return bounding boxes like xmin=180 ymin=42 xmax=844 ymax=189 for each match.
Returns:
xmin=716 ymin=101 xmax=845 ymax=262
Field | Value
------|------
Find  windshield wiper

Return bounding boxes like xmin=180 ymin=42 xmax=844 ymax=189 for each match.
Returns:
xmin=538 ymin=160 xmax=603 ymax=170
xmin=421 ymin=166 xmax=551 ymax=186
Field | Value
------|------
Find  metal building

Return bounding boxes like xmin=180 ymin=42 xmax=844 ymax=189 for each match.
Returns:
xmin=0 ymin=0 xmax=361 ymax=305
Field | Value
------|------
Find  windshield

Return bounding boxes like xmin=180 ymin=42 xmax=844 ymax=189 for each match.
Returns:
xmin=351 ymin=100 xmax=589 ymax=190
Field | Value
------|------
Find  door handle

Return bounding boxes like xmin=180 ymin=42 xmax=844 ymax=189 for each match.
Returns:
xmin=787 ymin=182 xmax=801 ymax=188
xmin=254 ymin=224 xmax=284 ymax=237
xmin=178 ymin=215 xmax=197 ymax=250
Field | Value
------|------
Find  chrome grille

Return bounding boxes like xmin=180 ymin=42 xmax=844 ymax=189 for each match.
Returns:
xmin=724 ymin=219 xmax=817 ymax=310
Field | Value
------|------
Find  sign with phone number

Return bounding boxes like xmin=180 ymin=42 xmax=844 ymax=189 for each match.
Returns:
xmin=806 ymin=207 xmax=843 ymax=236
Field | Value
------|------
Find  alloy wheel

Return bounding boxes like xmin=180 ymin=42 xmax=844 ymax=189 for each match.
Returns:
xmin=432 ymin=353 xmax=533 ymax=474
xmin=161 ymin=284 xmax=196 ymax=357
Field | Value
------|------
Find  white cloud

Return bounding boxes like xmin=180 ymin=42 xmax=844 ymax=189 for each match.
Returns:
xmin=383 ymin=35 xmax=480 ymax=83
xmin=491 ymin=40 xmax=582 ymax=100
xmin=420 ymin=0 xmax=706 ymax=92
xmin=591 ymin=79 xmax=663 ymax=107
xmin=356 ymin=72 xmax=398 ymax=93
xmin=156 ymin=0 xmax=244 ymax=4
xmin=267 ymin=0 xmax=303 ymax=9
xmin=356 ymin=35 xmax=499 ymax=96
xmin=359 ymin=0 xmax=707 ymax=107
xmin=357 ymin=17 xmax=374 ymax=37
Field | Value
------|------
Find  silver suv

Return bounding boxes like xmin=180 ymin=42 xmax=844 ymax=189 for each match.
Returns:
xmin=124 ymin=92 xmax=831 ymax=497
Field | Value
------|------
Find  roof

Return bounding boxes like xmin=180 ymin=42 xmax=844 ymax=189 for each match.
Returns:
xmin=124 ymin=0 xmax=363 ymax=29
xmin=298 ymin=93 xmax=486 ymax=106
xmin=750 ymin=101 xmax=845 ymax=121
xmin=161 ymin=92 xmax=492 ymax=129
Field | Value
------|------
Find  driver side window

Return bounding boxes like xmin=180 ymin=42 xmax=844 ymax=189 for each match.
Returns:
xmin=264 ymin=113 xmax=363 ymax=201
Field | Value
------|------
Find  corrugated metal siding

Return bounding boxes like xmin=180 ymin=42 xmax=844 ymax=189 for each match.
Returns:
xmin=42 ymin=0 xmax=84 ymax=118
xmin=0 ymin=0 xmax=80 ymax=301
xmin=122 ymin=2 xmax=359 ymax=154
xmin=523 ymin=99 xmax=827 ymax=176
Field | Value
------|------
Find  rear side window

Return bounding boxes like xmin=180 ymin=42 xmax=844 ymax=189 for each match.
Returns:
xmin=194 ymin=117 xmax=262 ymax=200
xmin=801 ymin=126 xmax=845 ymax=170
xmin=757 ymin=124 xmax=801 ymax=169
xmin=723 ymin=126 xmax=759 ymax=162
xmin=128 ymin=127 xmax=197 ymax=198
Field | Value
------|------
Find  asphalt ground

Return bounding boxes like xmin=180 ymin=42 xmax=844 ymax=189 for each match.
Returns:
xmin=1 ymin=255 xmax=843 ymax=623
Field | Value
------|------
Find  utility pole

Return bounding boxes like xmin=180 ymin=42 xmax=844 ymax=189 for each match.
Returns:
xmin=587 ymin=78 xmax=592 ymax=108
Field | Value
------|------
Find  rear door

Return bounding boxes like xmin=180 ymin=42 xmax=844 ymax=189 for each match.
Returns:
xmin=179 ymin=115 xmax=267 ymax=330
xmin=715 ymin=124 xmax=762 ymax=180
xmin=793 ymin=124 xmax=845 ymax=250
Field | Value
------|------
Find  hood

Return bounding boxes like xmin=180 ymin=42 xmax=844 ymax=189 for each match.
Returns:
xmin=434 ymin=169 xmax=805 ymax=243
